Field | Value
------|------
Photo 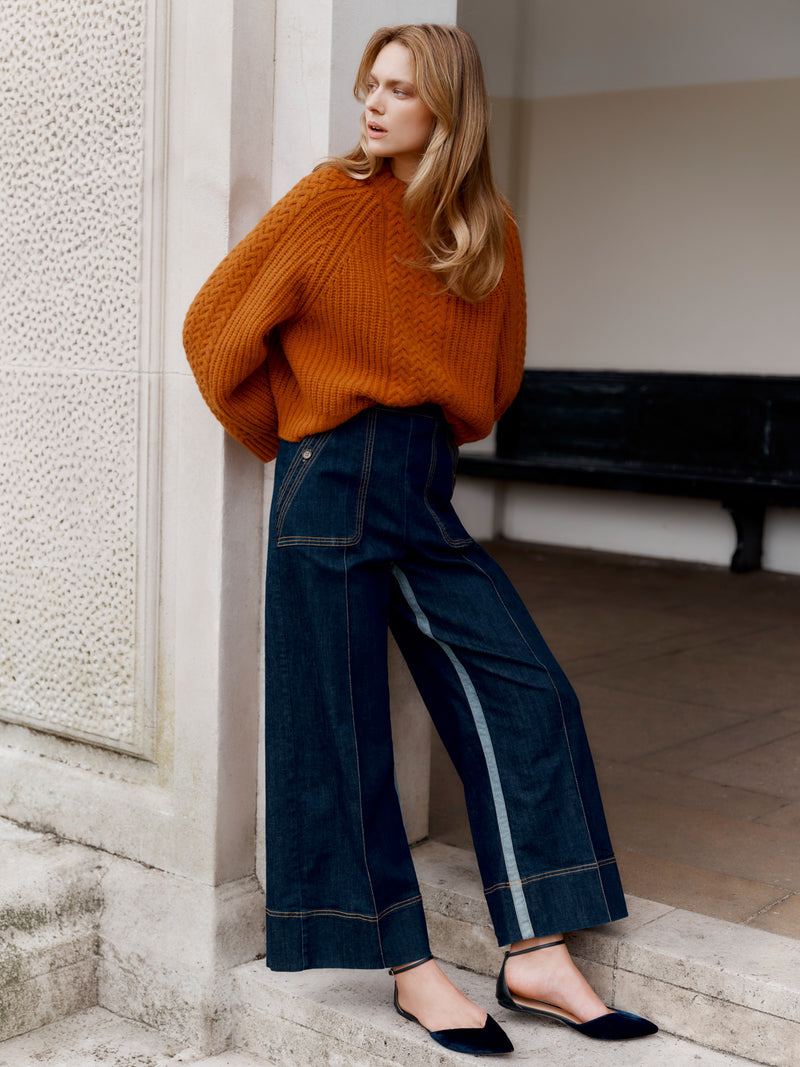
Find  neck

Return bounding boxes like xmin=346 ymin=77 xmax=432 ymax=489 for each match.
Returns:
xmin=390 ymin=158 xmax=419 ymax=184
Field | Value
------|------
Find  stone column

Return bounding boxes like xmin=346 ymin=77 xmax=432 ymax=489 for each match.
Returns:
xmin=258 ymin=0 xmax=460 ymax=860
xmin=0 ymin=0 xmax=456 ymax=1048
xmin=0 ymin=0 xmax=272 ymax=1048
xmin=0 ymin=0 xmax=273 ymax=887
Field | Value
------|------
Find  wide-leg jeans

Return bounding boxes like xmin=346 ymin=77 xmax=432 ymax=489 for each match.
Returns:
xmin=264 ymin=405 xmax=627 ymax=971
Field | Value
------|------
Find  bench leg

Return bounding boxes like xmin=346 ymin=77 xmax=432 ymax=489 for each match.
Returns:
xmin=722 ymin=500 xmax=765 ymax=573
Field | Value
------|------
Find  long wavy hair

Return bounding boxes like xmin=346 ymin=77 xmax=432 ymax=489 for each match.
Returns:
xmin=318 ymin=24 xmax=509 ymax=303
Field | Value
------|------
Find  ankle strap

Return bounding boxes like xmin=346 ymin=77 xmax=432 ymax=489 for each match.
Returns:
xmin=505 ymin=938 xmax=565 ymax=958
xmin=388 ymin=954 xmax=433 ymax=976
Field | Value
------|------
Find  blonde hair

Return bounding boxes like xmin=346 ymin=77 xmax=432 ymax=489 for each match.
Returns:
xmin=319 ymin=24 xmax=508 ymax=302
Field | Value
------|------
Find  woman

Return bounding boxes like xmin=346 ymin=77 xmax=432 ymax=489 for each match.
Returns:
xmin=184 ymin=23 xmax=657 ymax=1056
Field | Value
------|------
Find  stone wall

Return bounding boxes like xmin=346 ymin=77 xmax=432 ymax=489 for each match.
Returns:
xmin=0 ymin=0 xmax=442 ymax=1046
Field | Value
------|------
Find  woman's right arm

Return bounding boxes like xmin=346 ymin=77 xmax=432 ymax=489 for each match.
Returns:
xmin=182 ymin=174 xmax=321 ymax=462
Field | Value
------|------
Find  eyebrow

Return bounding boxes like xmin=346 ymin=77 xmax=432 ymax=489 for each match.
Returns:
xmin=367 ymin=73 xmax=414 ymax=89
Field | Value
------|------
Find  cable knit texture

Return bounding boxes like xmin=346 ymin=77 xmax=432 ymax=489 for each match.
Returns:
xmin=183 ymin=165 xmax=526 ymax=462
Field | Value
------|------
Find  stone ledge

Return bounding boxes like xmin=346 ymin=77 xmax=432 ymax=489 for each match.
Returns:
xmin=0 ymin=823 xmax=101 ymax=1041
xmin=1 ymin=819 xmax=794 ymax=1065
xmin=413 ymin=840 xmax=800 ymax=1067
xmin=0 ymin=1006 xmax=278 ymax=1066
xmin=232 ymin=958 xmax=763 ymax=1067
xmin=0 ymin=817 xmax=265 ymax=1052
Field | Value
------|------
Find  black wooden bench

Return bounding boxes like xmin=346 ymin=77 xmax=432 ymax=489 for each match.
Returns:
xmin=458 ymin=370 xmax=800 ymax=572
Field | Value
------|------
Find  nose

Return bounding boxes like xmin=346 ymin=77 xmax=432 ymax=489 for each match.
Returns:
xmin=366 ymin=87 xmax=383 ymax=113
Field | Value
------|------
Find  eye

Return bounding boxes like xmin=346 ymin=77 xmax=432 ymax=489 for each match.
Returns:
xmin=393 ymin=88 xmax=408 ymax=97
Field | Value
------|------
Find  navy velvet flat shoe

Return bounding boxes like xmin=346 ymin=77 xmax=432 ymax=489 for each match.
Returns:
xmin=496 ymin=939 xmax=658 ymax=1041
xmin=390 ymin=956 xmax=514 ymax=1055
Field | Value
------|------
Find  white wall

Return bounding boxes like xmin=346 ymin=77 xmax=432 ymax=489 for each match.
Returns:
xmin=525 ymin=0 xmax=800 ymax=97
xmin=457 ymin=0 xmax=800 ymax=574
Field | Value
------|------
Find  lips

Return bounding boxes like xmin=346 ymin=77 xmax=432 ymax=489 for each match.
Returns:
xmin=367 ymin=121 xmax=387 ymax=135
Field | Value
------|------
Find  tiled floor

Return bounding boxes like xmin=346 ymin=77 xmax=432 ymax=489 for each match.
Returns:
xmin=428 ymin=540 xmax=800 ymax=939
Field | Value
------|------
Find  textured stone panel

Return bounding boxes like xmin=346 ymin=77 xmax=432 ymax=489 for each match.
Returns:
xmin=0 ymin=0 xmax=145 ymax=372
xmin=0 ymin=369 xmax=140 ymax=749
xmin=0 ymin=1 xmax=150 ymax=753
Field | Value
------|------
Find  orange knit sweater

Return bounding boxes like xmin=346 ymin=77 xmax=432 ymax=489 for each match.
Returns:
xmin=183 ymin=165 xmax=526 ymax=462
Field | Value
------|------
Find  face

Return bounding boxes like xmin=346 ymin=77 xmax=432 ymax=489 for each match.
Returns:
xmin=364 ymin=41 xmax=435 ymax=182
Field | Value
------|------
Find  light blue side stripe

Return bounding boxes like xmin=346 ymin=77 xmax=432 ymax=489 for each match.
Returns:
xmin=392 ymin=565 xmax=534 ymax=939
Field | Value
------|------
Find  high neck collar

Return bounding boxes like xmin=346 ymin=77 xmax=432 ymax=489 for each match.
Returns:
xmin=369 ymin=166 xmax=408 ymax=207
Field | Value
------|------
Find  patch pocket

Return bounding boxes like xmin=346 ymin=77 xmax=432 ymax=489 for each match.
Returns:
xmin=424 ymin=428 xmax=473 ymax=549
xmin=275 ymin=414 xmax=376 ymax=546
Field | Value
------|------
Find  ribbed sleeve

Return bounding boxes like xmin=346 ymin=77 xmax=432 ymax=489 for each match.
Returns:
xmin=183 ymin=171 xmax=338 ymax=460
xmin=183 ymin=166 xmax=527 ymax=461
xmin=493 ymin=219 xmax=527 ymax=420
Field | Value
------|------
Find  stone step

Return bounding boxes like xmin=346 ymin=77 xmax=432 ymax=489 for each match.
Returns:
xmin=413 ymin=841 xmax=800 ymax=1067
xmin=0 ymin=1006 xmax=278 ymax=1067
xmin=1 ymin=818 xmax=796 ymax=1066
xmin=0 ymin=820 xmax=100 ymax=1042
xmin=232 ymin=957 xmax=763 ymax=1066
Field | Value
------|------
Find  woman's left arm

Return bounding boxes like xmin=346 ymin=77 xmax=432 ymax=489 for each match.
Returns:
xmin=493 ymin=218 xmax=527 ymax=419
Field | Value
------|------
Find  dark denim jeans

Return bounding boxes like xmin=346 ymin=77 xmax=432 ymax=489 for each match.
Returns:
xmin=264 ymin=405 xmax=626 ymax=971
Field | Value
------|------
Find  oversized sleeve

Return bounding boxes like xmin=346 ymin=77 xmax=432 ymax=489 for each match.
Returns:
xmin=182 ymin=173 xmax=324 ymax=461
xmin=493 ymin=216 xmax=527 ymax=420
